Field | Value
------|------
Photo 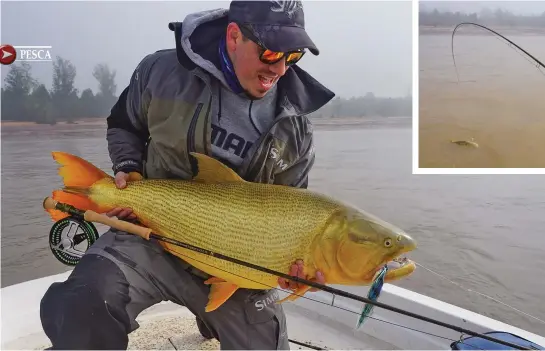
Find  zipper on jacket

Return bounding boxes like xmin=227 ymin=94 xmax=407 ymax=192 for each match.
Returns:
xmin=142 ymin=136 xmax=151 ymax=177
xmin=202 ymin=98 xmax=212 ymax=156
xmin=187 ymin=103 xmax=203 ymax=155
xmin=187 ymin=102 xmax=204 ymax=175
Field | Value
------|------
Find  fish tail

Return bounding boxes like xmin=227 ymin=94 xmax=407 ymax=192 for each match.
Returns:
xmin=47 ymin=151 xmax=113 ymax=222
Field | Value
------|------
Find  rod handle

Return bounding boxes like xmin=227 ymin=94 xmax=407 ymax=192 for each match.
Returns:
xmin=83 ymin=210 xmax=152 ymax=240
xmin=43 ymin=196 xmax=152 ymax=240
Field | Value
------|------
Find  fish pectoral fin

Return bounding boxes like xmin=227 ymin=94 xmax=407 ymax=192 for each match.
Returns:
xmin=205 ymin=282 xmax=239 ymax=312
xmin=204 ymin=277 xmax=227 ymax=284
xmin=189 ymin=152 xmax=245 ymax=183
xmin=277 ymin=285 xmax=312 ymax=304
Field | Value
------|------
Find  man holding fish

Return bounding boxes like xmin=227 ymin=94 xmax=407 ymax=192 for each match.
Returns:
xmin=40 ymin=1 xmax=333 ymax=349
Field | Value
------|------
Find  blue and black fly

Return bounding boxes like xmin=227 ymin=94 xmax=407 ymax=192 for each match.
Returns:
xmin=356 ymin=264 xmax=388 ymax=328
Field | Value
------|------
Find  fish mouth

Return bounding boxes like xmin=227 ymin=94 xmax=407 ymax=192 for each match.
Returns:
xmin=376 ymin=235 xmax=417 ymax=282
xmin=374 ymin=256 xmax=416 ymax=282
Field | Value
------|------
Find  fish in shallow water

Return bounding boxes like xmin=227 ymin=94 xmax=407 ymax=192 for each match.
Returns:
xmin=450 ymin=137 xmax=479 ymax=148
xmin=46 ymin=151 xmax=417 ymax=312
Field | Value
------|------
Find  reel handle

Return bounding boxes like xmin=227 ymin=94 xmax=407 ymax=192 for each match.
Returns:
xmin=43 ymin=197 xmax=152 ymax=240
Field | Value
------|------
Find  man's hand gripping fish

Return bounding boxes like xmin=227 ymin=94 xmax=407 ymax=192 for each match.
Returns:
xmin=46 ymin=151 xmax=417 ymax=312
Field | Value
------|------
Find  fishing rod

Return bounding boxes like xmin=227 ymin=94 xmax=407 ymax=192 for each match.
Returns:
xmin=43 ymin=197 xmax=534 ymax=350
xmin=451 ymin=22 xmax=545 ymax=83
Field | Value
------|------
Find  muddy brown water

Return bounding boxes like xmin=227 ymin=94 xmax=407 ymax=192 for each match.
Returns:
xmin=419 ymin=30 xmax=545 ymax=168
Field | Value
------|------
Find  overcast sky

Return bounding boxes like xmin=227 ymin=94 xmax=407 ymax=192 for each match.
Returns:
xmin=420 ymin=1 xmax=545 ymax=15
xmin=1 ymin=1 xmax=412 ymax=99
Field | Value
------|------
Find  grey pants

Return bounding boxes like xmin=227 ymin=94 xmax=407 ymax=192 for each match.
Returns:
xmin=40 ymin=229 xmax=289 ymax=350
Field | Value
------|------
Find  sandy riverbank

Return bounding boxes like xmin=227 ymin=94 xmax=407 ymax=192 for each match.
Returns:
xmin=1 ymin=116 xmax=411 ymax=135
xmin=312 ymin=116 xmax=411 ymax=129
xmin=1 ymin=118 xmax=106 ymax=128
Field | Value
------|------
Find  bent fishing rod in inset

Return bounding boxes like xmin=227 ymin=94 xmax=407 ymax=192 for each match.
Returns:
xmin=43 ymin=197 xmax=535 ymax=350
xmin=451 ymin=22 xmax=545 ymax=83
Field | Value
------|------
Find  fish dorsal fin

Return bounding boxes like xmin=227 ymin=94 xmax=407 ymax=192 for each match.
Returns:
xmin=190 ymin=152 xmax=245 ymax=183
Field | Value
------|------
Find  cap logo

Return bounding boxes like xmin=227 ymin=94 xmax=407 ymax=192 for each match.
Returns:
xmin=270 ymin=0 xmax=302 ymax=19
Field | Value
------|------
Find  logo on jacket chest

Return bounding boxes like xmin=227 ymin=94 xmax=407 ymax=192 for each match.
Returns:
xmin=211 ymin=123 xmax=253 ymax=159
xmin=269 ymin=147 xmax=289 ymax=171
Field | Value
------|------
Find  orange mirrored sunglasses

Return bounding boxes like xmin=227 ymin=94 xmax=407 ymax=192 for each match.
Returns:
xmin=239 ymin=24 xmax=306 ymax=66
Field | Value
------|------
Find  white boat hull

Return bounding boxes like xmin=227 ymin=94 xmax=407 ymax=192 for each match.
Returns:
xmin=2 ymin=270 xmax=544 ymax=350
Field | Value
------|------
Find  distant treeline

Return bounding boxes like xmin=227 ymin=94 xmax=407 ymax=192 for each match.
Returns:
xmin=308 ymin=93 xmax=412 ymax=119
xmin=420 ymin=8 xmax=545 ymax=28
xmin=1 ymin=57 xmax=117 ymax=124
xmin=1 ymin=57 xmax=411 ymax=124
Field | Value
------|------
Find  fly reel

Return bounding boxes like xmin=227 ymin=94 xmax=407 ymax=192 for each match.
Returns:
xmin=49 ymin=216 xmax=100 ymax=266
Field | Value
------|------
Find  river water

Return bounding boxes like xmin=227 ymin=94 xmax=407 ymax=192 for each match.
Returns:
xmin=2 ymin=121 xmax=544 ymax=336
xmin=419 ymin=31 xmax=545 ymax=168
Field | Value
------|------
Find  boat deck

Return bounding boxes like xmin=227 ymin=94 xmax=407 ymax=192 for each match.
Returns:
xmin=8 ymin=271 xmax=544 ymax=350
xmin=28 ymin=301 xmax=395 ymax=350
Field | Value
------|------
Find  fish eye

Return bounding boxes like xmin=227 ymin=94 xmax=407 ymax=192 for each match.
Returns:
xmin=384 ymin=238 xmax=392 ymax=247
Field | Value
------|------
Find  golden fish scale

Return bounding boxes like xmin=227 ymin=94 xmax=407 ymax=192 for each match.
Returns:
xmin=93 ymin=179 xmax=341 ymax=289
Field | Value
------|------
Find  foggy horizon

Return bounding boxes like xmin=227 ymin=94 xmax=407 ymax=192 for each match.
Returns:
xmin=420 ymin=1 xmax=545 ymax=15
xmin=1 ymin=1 xmax=412 ymax=99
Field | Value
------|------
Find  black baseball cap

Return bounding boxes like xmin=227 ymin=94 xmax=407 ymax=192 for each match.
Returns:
xmin=228 ymin=0 xmax=319 ymax=55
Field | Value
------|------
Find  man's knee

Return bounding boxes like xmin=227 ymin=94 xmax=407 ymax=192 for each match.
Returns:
xmin=245 ymin=301 xmax=289 ymax=350
xmin=40 ymin=254 xmax=132 ymax=349
xmin=207 ymin=289 xmax=289 ymax=350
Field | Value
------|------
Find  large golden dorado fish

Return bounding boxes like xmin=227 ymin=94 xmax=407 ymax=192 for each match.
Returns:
xmin=46 ymin=151 xmax=417 ymax=312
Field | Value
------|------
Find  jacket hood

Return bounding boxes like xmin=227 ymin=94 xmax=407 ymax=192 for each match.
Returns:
xmin=178 ymin=9 xmax=231 ymax=89
xmin=169 ymin=8 xmax=335 ymax=116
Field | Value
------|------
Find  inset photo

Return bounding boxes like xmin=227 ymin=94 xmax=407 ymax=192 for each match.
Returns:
xmin=417 ymin=1 xmax=545 ymax=172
